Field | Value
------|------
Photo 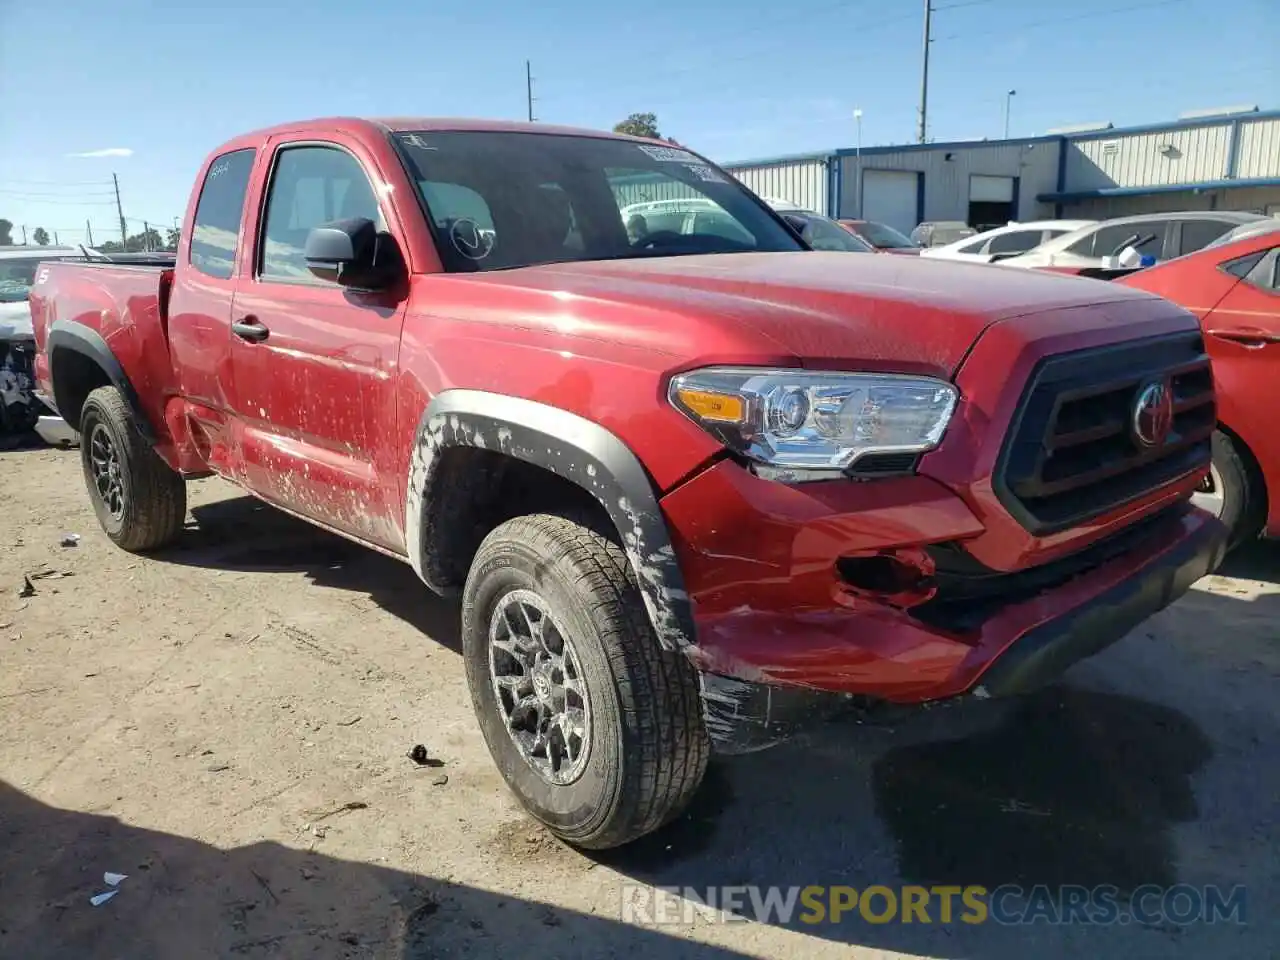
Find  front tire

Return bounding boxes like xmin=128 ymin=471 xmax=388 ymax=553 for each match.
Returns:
xmin=462 ymin=513 xmax=709 ymax=849
xmin=1192 ymin=429 xmax=1266 ymax=550
xmin=79 ymin=386 xmax=187 ymax=552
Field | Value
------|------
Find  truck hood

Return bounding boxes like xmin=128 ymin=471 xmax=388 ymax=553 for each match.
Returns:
xmin=0 ymin=301 xmax=33 ymax=341
xmin=467 ymin=252 xmax=1164 ymax=376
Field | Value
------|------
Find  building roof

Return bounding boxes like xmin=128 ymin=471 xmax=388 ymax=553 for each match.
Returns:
xmin=722 ymin=107 xmax=1280 ymax=170
xmin=1038 ymin=176 xmax=1280 ymax=203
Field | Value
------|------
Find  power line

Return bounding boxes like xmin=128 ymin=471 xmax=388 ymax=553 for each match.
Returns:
xmin=933 ymin=0 xmax=1191 ymax=41
xmin=0 ymin=178 xmax=115 ymax=187
xmin=0 ymin=196 xmax=119 ymax=206
xmin=552 ymin=7 xmax=920 ymax=109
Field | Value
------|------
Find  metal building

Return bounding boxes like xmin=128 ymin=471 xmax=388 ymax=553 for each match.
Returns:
xmin=721 ymin=107 xmax=1280 ymax=235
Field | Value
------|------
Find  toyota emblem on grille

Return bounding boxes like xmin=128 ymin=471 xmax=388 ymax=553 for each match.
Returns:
xmin=1132 ymin=380 xmax=1174 ymax=448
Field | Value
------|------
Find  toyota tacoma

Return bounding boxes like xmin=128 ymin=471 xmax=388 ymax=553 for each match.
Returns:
xmin=29 ymin=118 xmax=1226 ymax=849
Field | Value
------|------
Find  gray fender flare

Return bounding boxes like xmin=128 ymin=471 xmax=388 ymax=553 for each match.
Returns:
xmin=404 ymin=389 xmax=695 ymax=651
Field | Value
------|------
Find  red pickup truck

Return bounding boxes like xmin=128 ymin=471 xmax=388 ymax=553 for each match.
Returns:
xmin=30 ymin=117 xmax=1226 ymax=849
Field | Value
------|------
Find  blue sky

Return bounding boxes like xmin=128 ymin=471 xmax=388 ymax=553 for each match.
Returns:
xmin=0 ymin=0 xmax=1275 ymax=245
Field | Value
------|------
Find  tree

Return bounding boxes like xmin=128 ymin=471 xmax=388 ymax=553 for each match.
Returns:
xmin=32 ymin=227 xmax=50 ymax=245
xmin=164 ymin=228 xmax=180 ymax=252
xmin=613 ymin=112 xmax=661 ymax=139
xmin=0 ymin=219 xmax=13 ymax=246
xmin=93 ymin=227 xmax=164 ymax=254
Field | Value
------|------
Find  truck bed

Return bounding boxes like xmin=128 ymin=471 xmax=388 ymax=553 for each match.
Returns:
xmin=29 ymin=259 xmax=177 ymax=447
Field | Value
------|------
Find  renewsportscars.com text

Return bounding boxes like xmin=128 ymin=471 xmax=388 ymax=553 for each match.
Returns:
xmin=620 ymin=883 xmax=1247 ymax=927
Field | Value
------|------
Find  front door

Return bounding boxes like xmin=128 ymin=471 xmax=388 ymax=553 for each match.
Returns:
xmin=227 ymin=138 xmax=408 ymax=550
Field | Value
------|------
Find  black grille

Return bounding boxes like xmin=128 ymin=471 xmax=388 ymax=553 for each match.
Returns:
xmin=994 ymin=332 xmax=1214 ymax=535
xmin=912 ymin=504 xmax=1187 ymax=633
xmin=847 ymin=451 xmax=920 ymax=479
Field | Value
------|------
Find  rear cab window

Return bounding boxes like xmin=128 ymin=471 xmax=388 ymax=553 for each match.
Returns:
xmin=190 ymin=149 xmax=256 ymax=279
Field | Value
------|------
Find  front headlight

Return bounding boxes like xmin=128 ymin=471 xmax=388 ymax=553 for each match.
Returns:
xmin=669 ymin=367 xmax=958 ymax=482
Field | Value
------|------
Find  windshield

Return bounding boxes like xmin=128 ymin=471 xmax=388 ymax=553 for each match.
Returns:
xmin=857 ymin=221 xmax=916 ymax=249
xmin=0 ymin=257 xmax=45 ymax=303
xmin=393 ymin=131 xmax=804 ymax=271
xmin=798 ymin=214 xmax=872 ymax=253
xmin=930 ymin=225 xmax=976 ymax=245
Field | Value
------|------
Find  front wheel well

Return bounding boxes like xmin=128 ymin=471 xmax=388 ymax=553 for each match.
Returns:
xmin=419 ymin=447 xmax=618 ymax=590
xmin=50 ymin=347 xmax=112 ymax=428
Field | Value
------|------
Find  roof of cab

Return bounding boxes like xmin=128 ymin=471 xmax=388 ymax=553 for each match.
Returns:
xmin=217 ymin=116 xmax=659 ymax=150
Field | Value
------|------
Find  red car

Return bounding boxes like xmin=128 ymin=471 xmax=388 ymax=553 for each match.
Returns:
xmin=1120 ymin=221 xmax=1280 ymax=547
xmin=29 ymin=117 xmax=1224 ymax=848
xmin=838 ymin=218 xmax=922 ymax=254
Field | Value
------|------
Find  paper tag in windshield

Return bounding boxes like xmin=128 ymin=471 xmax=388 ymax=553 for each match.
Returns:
xmin=685 ymin=163 xmax=725 ymax=183
xmin=637 ymin=145 xmax=699 ymax=163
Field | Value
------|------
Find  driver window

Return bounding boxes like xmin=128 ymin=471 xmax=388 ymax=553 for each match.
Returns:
xmin=260 ymin=145 xmax=382 ymax=282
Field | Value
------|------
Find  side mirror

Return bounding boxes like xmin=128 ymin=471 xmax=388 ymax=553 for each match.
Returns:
xmin=304 ymin=217 xmax=400 ymax=289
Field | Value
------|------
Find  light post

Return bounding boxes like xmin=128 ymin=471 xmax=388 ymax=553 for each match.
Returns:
xmin=853 ymin=108 xmax=863 ymax=217
xmin=1004 ymin=89 xmax=1017 ymax=139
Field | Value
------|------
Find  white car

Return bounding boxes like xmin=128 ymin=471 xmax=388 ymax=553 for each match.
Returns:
xmin=920 ymin=220 xmax=1095 ymax=264
xmin=759 ymin=196 xmax=809 ymax=213
xmin=998 ymin=211 xmax=1271 ymax=271
xmin=1 ymin=245 xmax=98 ymax=445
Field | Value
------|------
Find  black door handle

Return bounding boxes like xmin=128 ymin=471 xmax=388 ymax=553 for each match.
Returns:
xmin=232 ymin=316 xmax=269 ymax=343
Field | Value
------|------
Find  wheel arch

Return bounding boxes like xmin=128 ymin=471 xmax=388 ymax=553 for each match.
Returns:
xmin=404 ymin=390 xmax=695 ymax=651
xmin=47 ymin=319 xmax=157 ymax=443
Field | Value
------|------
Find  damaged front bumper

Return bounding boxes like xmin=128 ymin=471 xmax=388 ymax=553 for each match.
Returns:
xmin=663 ymin=461 xmax=1227 ymax=752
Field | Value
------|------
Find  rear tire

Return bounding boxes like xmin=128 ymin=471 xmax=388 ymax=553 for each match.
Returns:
xmin=79 ymin=386 xmax=187 ymax=552
xmin=1192 ymin=429 xmax=1266 ymax=550
xmin=462 ymin=513 xmax=709 ymax=849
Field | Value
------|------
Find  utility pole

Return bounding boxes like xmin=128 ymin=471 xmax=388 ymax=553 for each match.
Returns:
xmin=20 ymin=225 xmax=27 ymax=244
xmin=86 ymin=219 xmax=94 ymax=247
xmin=917 ymin=0 xmax=932 ymax=144
xmin=54 ymin=231 xmax=60 ymax=245
xmin=113 ymin=173 xmax=127 ymax=247
xmin=144 ymin=220 xmax=151 ymax=252
xmin=525 ymin=60 xmax=536 ymax=122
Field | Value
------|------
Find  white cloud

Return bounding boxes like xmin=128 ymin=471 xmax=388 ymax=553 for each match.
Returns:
xmin=67 ymin=147 xmax=134 ymax=158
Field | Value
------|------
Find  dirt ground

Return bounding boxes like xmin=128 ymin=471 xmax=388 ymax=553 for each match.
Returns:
xmin=1 ymin=443 xmax=1277 ymax=959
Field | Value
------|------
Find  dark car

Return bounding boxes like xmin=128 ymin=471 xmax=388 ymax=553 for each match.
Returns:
xmin=780 ymin=210 xmax=875 ymax=253
xmin=838 ymin=219 xmax=921 ymax=254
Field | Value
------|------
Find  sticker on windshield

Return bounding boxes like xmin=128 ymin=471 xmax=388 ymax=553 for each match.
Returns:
xmin=637 ymin=145 xmax=699 ymax=164
xmin=685 ymin=163 xmax=726 ymax=183
xmin=448 ymin=218 xmax=496 ymax=261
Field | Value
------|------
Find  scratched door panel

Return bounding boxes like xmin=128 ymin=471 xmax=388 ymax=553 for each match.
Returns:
xmin=229 ymin=282 xmax=405 ymax=548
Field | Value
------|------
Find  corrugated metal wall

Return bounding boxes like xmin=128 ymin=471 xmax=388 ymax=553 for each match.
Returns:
xmin=610 ymin=173 xmax=701 ymax=209
xmin=1065 ymin=123 xmax=1232 ymax=190
xmin=1067 ymin=185 xmax=1280 ymax=219
xmin=723 ymin=158 xmax=829 ymax=213
xmin=1235 ymin=118 xmax=1280 ymax=180
xmin=836 ymin=141 xmax=1059 ymax=223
